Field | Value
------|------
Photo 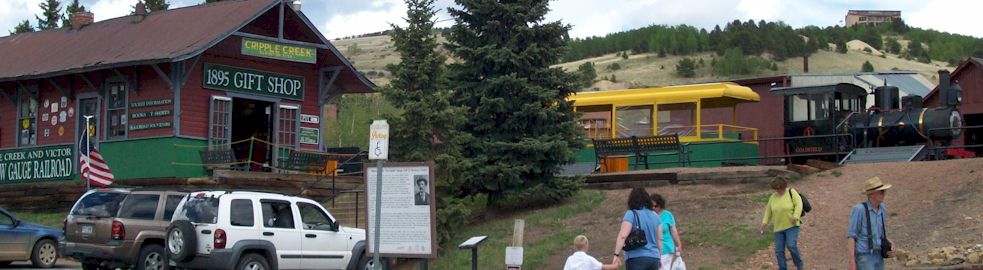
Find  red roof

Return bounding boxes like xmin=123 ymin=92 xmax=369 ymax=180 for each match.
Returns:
xmin=923 ymin=57 xmax=982 ymax=101
xmin=0 ymin=0 xmax=373 ymax=92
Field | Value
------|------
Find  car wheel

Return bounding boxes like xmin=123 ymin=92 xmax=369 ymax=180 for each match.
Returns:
xmin=356 ymin=255 xmax=387 ymax=270
xmin=236 ymin=253 xmax=269 ymax=270
xmin=166 ymin=220 xmax=197 ymax=262
xmin=30 ymin=239 xmax=58 ymax=268
xmin=0 ymin=261 xmax=11 ymax=267
xmin=137 ymin=244 xmax=168 ymax=270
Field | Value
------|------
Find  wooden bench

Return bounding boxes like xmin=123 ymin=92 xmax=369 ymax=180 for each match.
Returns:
xmin=282 ymin=150 xmax=331 ymax=175
xmin=199 ymin=149 xmax=243 ymax=171
xmin=592 ymin=134 xmax=689 ymax=171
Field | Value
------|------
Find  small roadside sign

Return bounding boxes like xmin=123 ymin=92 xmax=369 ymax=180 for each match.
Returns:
xmin=368 ymin=120 xmax=389 ymax=160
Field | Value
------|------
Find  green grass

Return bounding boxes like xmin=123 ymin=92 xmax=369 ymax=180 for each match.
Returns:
xmin=430 ymin=190 xmax=605 ymax=270
xmin=687 ymin=221 xmax=773 ymax=265
xmin=739 ymin=193 xmax=771 ymax=203
xmin=831 ymin=171 xmax=843 ymax=177
xmin=10 ymin=211 xmax=68 ymax=228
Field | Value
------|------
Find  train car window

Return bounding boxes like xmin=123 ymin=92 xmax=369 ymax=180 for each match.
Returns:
xmin=789 ymin=95 xmax=809 ymax=122
xmin=576 ymin=105 xmax=614 ymax=140
xmin=810 ymin=94 xmax=829 ymax=121
xmin=657 ymin=103 xmax=696 ymax=136
xmin=615 ymin=105 xmax=653 ymax=138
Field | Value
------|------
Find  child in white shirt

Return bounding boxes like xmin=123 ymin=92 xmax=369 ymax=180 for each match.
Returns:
xmin=563 ymin=235 xmax=621 ymax=270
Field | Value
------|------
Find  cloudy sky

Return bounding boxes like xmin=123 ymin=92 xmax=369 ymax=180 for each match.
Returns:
xmin=1 ymin=0 xmax=981 ymax=40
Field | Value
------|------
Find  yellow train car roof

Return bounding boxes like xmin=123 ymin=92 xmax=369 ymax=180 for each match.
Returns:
xmin=567 ymin=82 xmax=760 ymax=108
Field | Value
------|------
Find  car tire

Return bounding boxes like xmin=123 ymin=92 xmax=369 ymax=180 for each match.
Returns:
xmin=0 ymin=261 xmax=11 ymax=267
xmin=355 ymin=255 xmax=388 ymax=270
xmin=137 ymin=244 xmax=168 ymax=270
xmin=236 ymin=253 xmax=269 ymax=270
xmin=166 ymin=220 xmax=197 ymax=262
xmin=30 ymin=238 xmax=58 ymax=268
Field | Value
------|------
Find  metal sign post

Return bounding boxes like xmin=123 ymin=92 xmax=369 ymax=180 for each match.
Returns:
xmin=83 ymin=115 xmax=93 ymax=190
xmin=368 ymin=120 xmax=389 ymax=270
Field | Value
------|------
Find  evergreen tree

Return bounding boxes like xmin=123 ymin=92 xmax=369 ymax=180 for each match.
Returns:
xmin=886 ymin=38 xmax=902 ymax=54
xmin=61 ymin=0 xmax=84 ymax=28
xmin=861 ymin=60 xmax=874 ymax=72
xmin=675 ymin=58 xmax=696 ymax=78
xmin=380 ymin=0 xmax=472 ymax=244
xmin=447 ymin=0 xmax=583 ymax=208
xmin=836 ymin=40 xmax=848 ymax=53
xmin=36 ymin=0 xmax=62 ymax=30
xmin=10 ymin=20 xmax=34 ymax=35
xmin=576 ymin=62 xmax=597 ymax=88
xmin=145 ymin=0 xmax=170 ymax=12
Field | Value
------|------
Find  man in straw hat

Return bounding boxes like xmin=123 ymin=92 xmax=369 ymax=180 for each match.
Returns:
xmin=846 ymin=176 xmax=895 ymax=270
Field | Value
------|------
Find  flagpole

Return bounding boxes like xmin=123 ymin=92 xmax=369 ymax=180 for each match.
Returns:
xmin=83 ymin=115 xmax=93 ymax=190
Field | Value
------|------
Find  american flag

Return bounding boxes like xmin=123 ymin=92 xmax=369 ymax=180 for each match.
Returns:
xmin=79 ymin=130 xmax=114 ymax=187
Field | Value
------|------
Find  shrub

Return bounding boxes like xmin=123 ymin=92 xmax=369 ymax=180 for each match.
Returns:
xmin=675 ymin=58 xmax=697 ymax=78
xmin=607 ymin=62 xmax=621 ymax=70
xmin=862 ymin=60 xmax=874 ymax=72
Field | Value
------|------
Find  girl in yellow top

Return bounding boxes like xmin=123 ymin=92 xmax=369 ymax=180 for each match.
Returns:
xmin=759 ymin=176 xmax=804 ymax=270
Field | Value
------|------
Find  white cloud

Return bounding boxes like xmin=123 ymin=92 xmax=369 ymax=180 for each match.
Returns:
xmin=88 ymin=0 xmax=140 ymax=22
xmin=737 ymin=0 xmax=781 ymax=21
xmin=907 ymin=0 xmax=983 ymax=38
xmin=320 ymin=0 xmax=407 ymax=39
xmin=0 ymin=0 xmax=44 ymax=32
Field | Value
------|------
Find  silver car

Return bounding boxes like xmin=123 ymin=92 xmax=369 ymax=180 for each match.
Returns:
xmin=0 ymin=207 xmax=63 ymax=268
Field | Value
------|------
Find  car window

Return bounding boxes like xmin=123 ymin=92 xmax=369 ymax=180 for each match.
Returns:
xmin=163 ymin=195 xmax=183 ymax=220
xmin=119 ymin=194 xmax=161 ymax=220
xmin=297 ymin=202 xmax=333 ymax=231
xmin=174 ymin=194 xmax=219 ymax=224
xmin=71 ymin=192 xmax=126 ymax=217
xmin=230 ymin=199 xmax=254 ymax=227
xmin=261 ymin=200 xmax=294 ymax=229
xmin=0 ymin=212 xmax=13 ymax=226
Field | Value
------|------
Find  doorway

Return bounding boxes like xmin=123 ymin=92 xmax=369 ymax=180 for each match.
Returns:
xmin=232 ymin=98 xmax=274 ymax=171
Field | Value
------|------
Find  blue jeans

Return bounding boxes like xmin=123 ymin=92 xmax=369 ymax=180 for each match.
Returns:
xmin=774 ymin=226 xmax=804 ymax=270
xmin=856 ymin=253 xmax=884 ymax=270
xmin=626 ymin=256 xmax=660 ymax=270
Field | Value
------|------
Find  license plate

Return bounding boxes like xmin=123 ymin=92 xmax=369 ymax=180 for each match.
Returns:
xmin=81 ymin=224 xmax=93 ymax=234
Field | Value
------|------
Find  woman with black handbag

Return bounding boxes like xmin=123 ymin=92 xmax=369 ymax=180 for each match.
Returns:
xmin=612 ymin=188 xmax=663 ymax=270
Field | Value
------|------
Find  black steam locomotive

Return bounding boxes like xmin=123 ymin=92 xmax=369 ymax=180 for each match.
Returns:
xmin=774 ymin=71 xmax=964 ymax=162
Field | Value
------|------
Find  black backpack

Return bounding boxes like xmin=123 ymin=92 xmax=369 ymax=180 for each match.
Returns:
xmin=790 ymin=188 xmax=812 ymax=216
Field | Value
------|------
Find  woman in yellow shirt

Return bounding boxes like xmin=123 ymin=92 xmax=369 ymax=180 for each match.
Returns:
xmin=759 ymin=176 xmax=804 ymax=270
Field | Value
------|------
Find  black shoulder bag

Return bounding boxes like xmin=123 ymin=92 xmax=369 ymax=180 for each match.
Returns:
xmin=789 ymin=188 xmax=812 ymax=217
xmin=863 ymin=202 xmax=892 ymax=258
xmin=623 ymin=210 xmax=648 ymax=251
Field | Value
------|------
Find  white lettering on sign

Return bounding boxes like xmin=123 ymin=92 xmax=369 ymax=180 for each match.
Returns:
xmin=206 ymin=69 xmax=231 ymax=86
xmin=268 ymin=77 xmax=301 ymax=97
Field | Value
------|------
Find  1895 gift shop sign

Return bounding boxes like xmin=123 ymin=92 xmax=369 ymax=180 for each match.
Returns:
xmin=203 ymin=63 xmax=305 ymax=100
xmin=0 ymin=145 xmax=74 ymax=184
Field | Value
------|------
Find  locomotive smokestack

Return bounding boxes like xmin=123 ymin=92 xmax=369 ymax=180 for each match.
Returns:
xmin=938 ymin=70 xmax=951 ymax=106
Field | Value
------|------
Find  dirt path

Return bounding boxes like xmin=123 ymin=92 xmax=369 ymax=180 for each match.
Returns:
xmin=543 ymin=158 xmax=983 ymax=270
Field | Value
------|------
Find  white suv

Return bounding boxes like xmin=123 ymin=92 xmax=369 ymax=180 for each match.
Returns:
xmin=164 ymin=191 xmax=372 ymax=270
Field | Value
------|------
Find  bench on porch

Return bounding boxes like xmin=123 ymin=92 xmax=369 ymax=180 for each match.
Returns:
xmin=198 ymin=149 xmax=245 ymax=172
xmin=282 ymin=150 xmax=332 ymax=175
xmin=592 ymin=134 xmax=689 ymax=172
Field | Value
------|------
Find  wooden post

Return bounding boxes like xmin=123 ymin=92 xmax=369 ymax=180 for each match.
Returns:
xmin=513 ymin=219 xmax=525 ymax=246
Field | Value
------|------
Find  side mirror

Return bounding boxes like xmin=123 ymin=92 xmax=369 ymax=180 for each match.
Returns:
xmin=331 ymin=221 xmax=339 ymax=231
xmin=11 ymin=219 xmax=21 ymax=228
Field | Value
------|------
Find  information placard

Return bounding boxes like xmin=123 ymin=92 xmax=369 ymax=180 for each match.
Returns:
xmin=365 ymin=163 xmax=436 ymax=258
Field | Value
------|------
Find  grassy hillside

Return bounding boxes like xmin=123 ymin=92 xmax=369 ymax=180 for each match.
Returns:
xmin=334 ymin=35 xmax=951 ymax=91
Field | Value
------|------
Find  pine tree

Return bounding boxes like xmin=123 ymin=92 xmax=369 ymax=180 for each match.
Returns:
xmin=145 ymin=0 xmax=170 ymax=12
xmin=36 ymin=0 xmax=62 ymax=30
xmin=61 ymin=0 xmax=84 ymax=28
xmin=379 ymin=0 xmax=472 ymax=244
xmin=446 ymin=0 xmax=583 ymax=208
xmin=675 ymin=58 xmax=696 ymax=78
xmin=10 ymin=20 xmax=34 ymax=35
xmin=861 ymin=60 xmax=874 ymax=72
xmin=576 ymin=62 xmax=597 ymax=88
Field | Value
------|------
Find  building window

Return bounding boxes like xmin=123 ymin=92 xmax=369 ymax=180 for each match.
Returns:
xmin=17 ymin=87 xmax=38 ymax=146
xmin=859 ymin=16 xmax=867 ymax=22
xmin=106 ymin=81 xmax=127 ymax=139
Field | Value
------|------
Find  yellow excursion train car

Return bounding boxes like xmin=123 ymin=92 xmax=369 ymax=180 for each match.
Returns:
xmin=567 ymin=82 xmax=761 ymax=172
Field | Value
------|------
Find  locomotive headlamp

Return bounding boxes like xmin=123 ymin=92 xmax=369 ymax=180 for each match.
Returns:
xmin=949 ymin=81 xmax=963 ymax=106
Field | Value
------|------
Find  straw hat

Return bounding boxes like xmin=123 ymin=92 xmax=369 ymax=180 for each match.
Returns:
xmin=862 ymin=176 xmax=892 ymax=194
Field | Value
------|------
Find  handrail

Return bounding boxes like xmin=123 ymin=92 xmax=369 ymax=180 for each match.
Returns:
xmin=835 ymin=111 xmax=858 ymax=132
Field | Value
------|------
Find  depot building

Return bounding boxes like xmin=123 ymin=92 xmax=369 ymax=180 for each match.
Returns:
xmin=0 ymin=0 xmax=374 ymax=185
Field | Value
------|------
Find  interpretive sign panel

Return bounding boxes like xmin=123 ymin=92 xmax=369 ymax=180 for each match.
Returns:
xmin=0 ymin=144 xmax=74 ymax=184
xmin=203 ymin=63 xmax=305 ymax=100
xmin=300 ymin=127 xmax=319 ymax=145
xmin=365 ymin=163 xmax=436 ymax=258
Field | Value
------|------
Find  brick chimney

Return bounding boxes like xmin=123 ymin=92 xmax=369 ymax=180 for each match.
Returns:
xmin=133 ymin=1 xmax=147 ymax=23
xmin=70 ymin=11 xmax=94 ymax=30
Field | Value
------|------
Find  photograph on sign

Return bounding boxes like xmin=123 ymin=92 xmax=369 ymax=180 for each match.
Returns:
xmin=365 ymin=163 xmax=436 ymax=258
